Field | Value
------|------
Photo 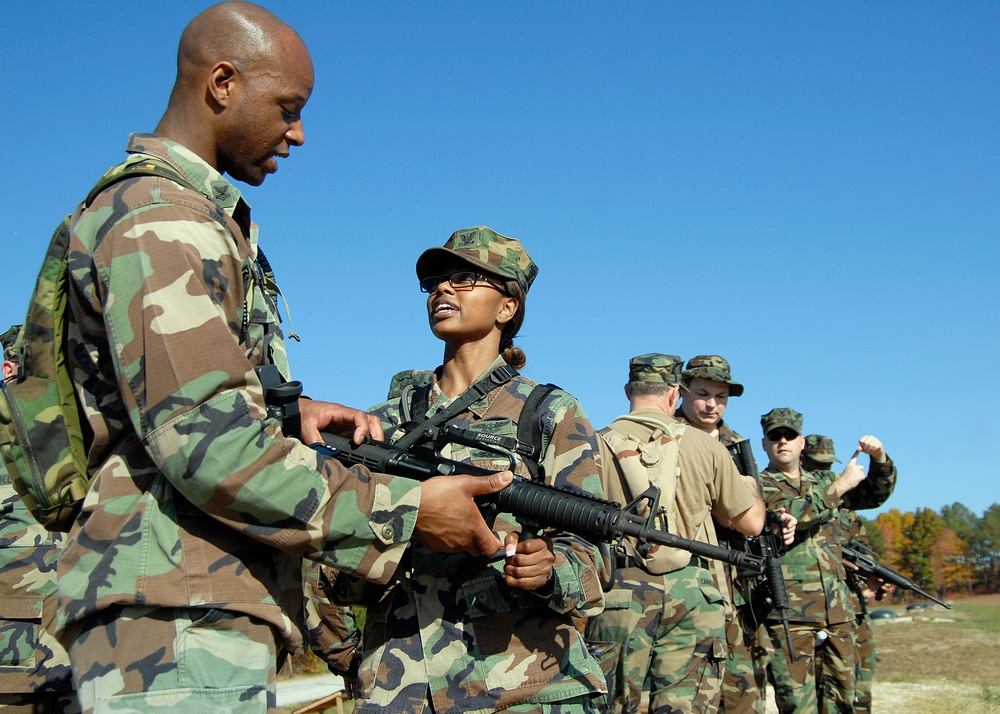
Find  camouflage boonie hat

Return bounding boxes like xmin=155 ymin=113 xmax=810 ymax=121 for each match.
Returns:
xmin=760 ymin=408 xmax=803 ymax=436
xmin=682 ymin=355 xmax=744 ymax=397
xmin=803 ymin=434 xmax=841 ymax=463
xmin=416 ymin=226 xmax=539 ymax=295
xmin=628 ymin=353 xmax=684 ymax=385
xmin=1 ymin=324 xmax=21 ymax=362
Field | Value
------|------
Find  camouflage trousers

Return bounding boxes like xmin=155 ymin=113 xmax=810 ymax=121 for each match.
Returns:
xmin=854 ymin=614 xmax=874 ymax=713
xmin=64 ymin=606 xmax=280 ymax=714
xmin=766 ymin=620 xmax=856 ymax=714
xmin=718 ymin=606 xmax=768 ymax=714
xmin=585 ymin=563 xmax=726 ymax=714
xmin=0 ymin=606 xmax=78 ymax=713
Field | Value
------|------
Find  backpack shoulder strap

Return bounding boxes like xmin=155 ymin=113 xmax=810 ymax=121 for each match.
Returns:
xmin=85 ymin=156 xmax=197 ymax=207
xmin=516 ymin=382 xmax=559 ymax=482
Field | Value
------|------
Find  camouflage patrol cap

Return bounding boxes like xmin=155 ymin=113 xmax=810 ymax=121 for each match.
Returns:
xmin=628 ymin=353 xmax=684 ymax=385
xmin=682 ymin=355 xmax=744 ymax=397
xmin=760 ymin=408 xmax=803 ymax=436
xmin=803 ymin=434 xmax=841 ymax=463
xmin=1 ymin=324 xmax=21 ymax=362
xmin=416 ymin=226 xmax=539 ymax=295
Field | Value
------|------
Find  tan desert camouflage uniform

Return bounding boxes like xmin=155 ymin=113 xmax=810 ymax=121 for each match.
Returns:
xmin=348 ymin=356 xmax=610 ymax=713
xmin=588 ymin=411 xmax=755 ymax=714
xmin=56 ymin=134 xmax=422 ymax=710
xmin=585 ymin=354 xmax=756 ymax=714
xmin=673 ymin=416 xmax=770 ymax=714
xmin=677 ymin=353 xmax=768 ymax=714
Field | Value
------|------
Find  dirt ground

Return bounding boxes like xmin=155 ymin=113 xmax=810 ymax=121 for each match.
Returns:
xmin=761 ymin=593 xmax=1000 ymax=714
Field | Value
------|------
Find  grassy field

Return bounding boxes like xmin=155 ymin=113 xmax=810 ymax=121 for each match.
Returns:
xmin=278 ymin=593 xmax=1000 ymax=714
xmin=862 ymin=592 xmax=1000 ymax=714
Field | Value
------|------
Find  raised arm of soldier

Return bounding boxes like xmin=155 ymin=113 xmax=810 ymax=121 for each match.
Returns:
xmin=842 ymin=435 xmax=897 ymax=510
xmin=832 ymin=451 xmax=867 ymax=498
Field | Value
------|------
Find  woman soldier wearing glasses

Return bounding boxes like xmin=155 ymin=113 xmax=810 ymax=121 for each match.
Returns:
xmin=343 ymin=226 xmax=611 ymax=713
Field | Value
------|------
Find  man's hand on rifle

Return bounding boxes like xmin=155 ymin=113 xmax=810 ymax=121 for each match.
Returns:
xmin=776 ymin=508 xmax=797 ymax=546
xmin=502 ymin=532 xmax=556 ymax=592
xmin=298 ymin=398 xmax=385 ymax=445
xmin=869 ymin=576 xmax=895 ymax=599
xmin=414 ymin=471 xmax=512 ymax=556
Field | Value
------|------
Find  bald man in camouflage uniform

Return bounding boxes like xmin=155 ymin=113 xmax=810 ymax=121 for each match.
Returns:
xmin=759 ymin=410 xmax=895 ymax=713
xmin=48 ymin=5 xmax=508 ymax=712
xmin=0 ymin=327 xmax=78 ymax=713
xmin=802 ymin=434 xmax=896 ymax=713
xmin=674 ymin=355 xmax=771 ymax=714
xmin=586 ymin=354 xmax=765 ymax=713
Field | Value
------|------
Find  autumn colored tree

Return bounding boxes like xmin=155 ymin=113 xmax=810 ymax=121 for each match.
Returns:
xmin=974 ymin=504 xmax=1000 ymax=591
xmin=859 ymin=515 xmax=887 ymax=557
xmin=901 ymin=508 xmax=945 ymax=590
xmin=873 ymin=504 xmax=1000 ymax=595
xmin=874 ymin=508 xmax=914 ymax=572
xmin=940 ymin=502 xmax=978 ymax=544
xmin=932 ymin=528 xmax=975 ymax=594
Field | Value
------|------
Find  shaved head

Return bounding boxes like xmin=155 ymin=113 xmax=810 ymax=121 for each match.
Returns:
xmin=156 ymin=2 xmax=314 ymax=184
xmin=176 ymin=2 xmax=300 ymax=81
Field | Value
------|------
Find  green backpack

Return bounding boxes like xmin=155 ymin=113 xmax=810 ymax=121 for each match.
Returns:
xmin=0 ymin=157 xmax=196 ymax=531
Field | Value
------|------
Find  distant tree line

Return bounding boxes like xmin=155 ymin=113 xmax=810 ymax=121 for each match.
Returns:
xmin=860 ymin=502 xmax=1000 ymax=598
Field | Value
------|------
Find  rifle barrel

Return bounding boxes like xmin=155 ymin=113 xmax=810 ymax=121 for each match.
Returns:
xmin=841 ymin=545 xmax=951 ymax=610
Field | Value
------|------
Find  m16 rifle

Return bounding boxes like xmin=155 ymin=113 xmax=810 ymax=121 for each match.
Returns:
xmin=841 ymin=540 xmax=951 ymax=609
xmin=256 ymin=367 xmax=765 ymax=574
xmin=727 ymin=438 xmax=795 ymax=655
xmin=316 ymin=428 xmax=765 ymax=573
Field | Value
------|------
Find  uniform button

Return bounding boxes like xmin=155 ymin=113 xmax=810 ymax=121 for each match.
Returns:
xmin=381 ymin=524 xmax=394 ymax=539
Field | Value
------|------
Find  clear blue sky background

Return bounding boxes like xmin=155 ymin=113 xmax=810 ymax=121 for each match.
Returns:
xmin=3 ymin=2 xmax=997 ymax=518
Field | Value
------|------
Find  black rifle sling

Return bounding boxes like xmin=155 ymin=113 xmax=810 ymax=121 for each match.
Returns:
xmin=393 ymin=364 xmax=519 ymax=450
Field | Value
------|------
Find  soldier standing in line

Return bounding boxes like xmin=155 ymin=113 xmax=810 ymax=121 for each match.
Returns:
xmin=50 ymin=5 xmax=510 ymax=712
xmin=674 ymin=355 xmax=791 ymax=714
xmin=759 ymin=409 xmax=894 ymax=713
xmin=0 ymin=327 xmax=78 ymax=713
xmin=802 ymin=434 xmax=896 ymax=714
xmin=332 ymin=227 xmax=612 ymax=712
xmin=586 ymin=353 xmax=766 ymax=713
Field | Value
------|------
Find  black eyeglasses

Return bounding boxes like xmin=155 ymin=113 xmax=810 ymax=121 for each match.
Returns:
xmin=419 ymin=270 xmax=507 ymax=295
xmin=766 ymin=428 xmax=799 ymax=442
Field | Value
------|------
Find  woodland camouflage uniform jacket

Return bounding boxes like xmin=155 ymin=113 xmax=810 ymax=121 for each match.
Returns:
xmin=55 ymin=134 xmax=422 ymax=652
xmin=0 ymin=467 xmax=72 ymax=694
xmin=353 ymin=357 xmax=610 ymax=713
xmin=760 ymin=456 xmax=896 ymax=623
xmin=760 ymin=467 xmax=856 ymax=625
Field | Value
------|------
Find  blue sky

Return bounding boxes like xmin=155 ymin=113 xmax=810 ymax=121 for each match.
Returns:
xmin=3 ymin=2 xmax=997 ymax=518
